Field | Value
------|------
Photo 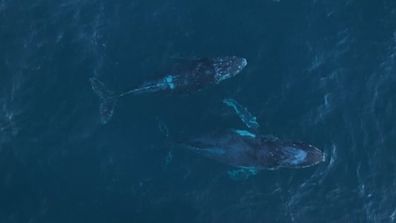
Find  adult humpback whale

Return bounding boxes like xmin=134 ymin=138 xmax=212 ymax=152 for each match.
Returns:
xmin=184 ymin=99 xmax=325 ymax=175
xmin=89 ymin=56 xmax=247 ymax=124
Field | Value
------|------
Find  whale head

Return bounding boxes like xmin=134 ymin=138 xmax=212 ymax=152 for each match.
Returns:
xmin=279 ymin=142 xmax=325 ymax=168
xmin=212 ymin=56 xmax=247 ymax=83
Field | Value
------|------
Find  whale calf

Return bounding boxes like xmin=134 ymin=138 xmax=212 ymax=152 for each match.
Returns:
xmin=89 ymin=56 xmax=247 ymax=124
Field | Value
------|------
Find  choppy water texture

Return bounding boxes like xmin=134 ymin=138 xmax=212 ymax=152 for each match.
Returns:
xmin=1 ymin=0 xmax=396 ymax=222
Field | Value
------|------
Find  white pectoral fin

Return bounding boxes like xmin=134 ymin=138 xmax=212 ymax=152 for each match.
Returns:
xmin=223 ymin=98 xmax=260 ymax=130
xmin=233 ymin=129 xmax=256 ymax=138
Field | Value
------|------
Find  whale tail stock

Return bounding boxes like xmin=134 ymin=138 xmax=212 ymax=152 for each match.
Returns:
xmin=89 ymin=77 xmax=118 ymax=124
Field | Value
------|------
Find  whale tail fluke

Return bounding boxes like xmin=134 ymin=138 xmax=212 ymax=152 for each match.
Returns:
xmin=89 ymin=77 xmax=117 ymax=124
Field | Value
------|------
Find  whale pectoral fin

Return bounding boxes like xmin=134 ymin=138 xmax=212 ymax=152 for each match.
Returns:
xmin=223 ymin=98 xmax=260 ymax=130
xmin=262 ymin=134 xmax=279 ymax=142
xmin=227 ymin=167 xmax=258 ymax=181
xmin=232 ymin=129 xmax=256 ymax=138
xmin=185 ymin=145 xmax=226 ymax=160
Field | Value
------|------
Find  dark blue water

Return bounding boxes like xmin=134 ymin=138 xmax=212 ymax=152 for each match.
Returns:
xmin=1 ymin=0 xmax=396 ymax=222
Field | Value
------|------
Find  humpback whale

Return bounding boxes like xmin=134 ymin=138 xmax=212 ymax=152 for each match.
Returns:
xmin=89 ymin=56 xmax=247 ymax=124
xmin=184 ymin=99 xmax=325 ymax=174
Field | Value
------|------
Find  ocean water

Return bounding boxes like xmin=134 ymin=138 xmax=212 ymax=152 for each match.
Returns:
xmin=1 ymin=0 xmax=396 ymax=222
